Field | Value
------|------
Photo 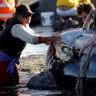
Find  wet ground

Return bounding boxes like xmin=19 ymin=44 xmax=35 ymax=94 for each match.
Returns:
xmin=1 ymin=85 xmax=96 ymax=96
xmin=0 ymin=74 xmax=63 ymax=96
xmin=0 ymin=71 xmax=63 ymax=96
xmin=1 ymin=62 xmax=96 ymax=96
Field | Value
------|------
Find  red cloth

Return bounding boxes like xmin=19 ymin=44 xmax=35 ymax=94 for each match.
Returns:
xmin=0 ymin=60 xmax=19 ymax=87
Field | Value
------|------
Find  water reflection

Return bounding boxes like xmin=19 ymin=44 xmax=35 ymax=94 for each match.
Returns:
xmin=75 ymin=89 xmax=96 ymax=96
xmin=0 ymin=90 xmax=18 ymax=96
xmin=0 ymin=88 xmax=96 ymax=96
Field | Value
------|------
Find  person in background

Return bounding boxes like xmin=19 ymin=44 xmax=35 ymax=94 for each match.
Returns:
xmin=56 ymin=0 xmax=91 ymax=17
xmin=0 ymin=0 xmax=18 ymax=32
xmin=29 ymin=0 xmax=40 ymax=26
xmin=77 ymin=2 xmax=96 ymax=56
xmin=0 ymin=4 xmax=61 ymax=87
xmin=76 ymin=2 xmax=95 ymax=22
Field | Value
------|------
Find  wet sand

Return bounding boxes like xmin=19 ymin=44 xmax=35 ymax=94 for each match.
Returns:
xmin=18 ymin=54 xmax=46 ymax=76
xmin=16 ymin=54 xmax=47 ymax=87
xmin=16 ymin=55 xmax=63 ymax=96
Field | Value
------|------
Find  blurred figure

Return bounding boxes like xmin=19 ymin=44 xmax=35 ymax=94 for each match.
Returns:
xmin=91 ymin=0 xmax=96 ymax=7
xmin=56 ymin=0 xmax=91 ymax=17
xmin=0 ymin=0 xmax=18 ymax=31
xmin=77 ymin=2 xmax=95 ymax=22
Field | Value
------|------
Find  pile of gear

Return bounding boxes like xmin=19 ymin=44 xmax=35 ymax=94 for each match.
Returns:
xmin=52 ymin=16 xmax=83 ymax=32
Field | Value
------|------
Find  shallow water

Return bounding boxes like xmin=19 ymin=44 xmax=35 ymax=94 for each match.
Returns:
xmin=1 ymin=73 xmax=96 ymax=96
xmin=0 ymin=88 xmax=96 ymax=96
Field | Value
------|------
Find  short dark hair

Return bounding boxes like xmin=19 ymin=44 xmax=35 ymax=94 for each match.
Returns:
xmin=77 ymin=2 xmax=95 ymax=15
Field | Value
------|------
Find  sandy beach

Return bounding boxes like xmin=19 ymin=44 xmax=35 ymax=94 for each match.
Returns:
xmin=18 ymin=54 xmax=46 ymax=76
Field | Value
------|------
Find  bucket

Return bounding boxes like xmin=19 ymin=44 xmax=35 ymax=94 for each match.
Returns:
xmin=41 ymin=12 xmax=54 ymax=26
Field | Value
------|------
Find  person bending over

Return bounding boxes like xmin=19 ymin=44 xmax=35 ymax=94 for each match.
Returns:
xmin=0 ymin=4 xmax=61 ymax=87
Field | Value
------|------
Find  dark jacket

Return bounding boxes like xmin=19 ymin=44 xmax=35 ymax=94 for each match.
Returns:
xmin=0 ymin=18 xmax=26 ymax=57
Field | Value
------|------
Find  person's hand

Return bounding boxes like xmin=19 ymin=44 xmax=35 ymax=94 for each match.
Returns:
xmin=39 ymin=34 xmax=61 ymax=45
xmin=52 ymin=34 xmax=61 ymax=43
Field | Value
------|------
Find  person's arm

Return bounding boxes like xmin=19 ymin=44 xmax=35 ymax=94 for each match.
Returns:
xmin=11 ymin=24 xmax=61 ymax=44
xmin=11 ymin=24 xmax=39 ymax=44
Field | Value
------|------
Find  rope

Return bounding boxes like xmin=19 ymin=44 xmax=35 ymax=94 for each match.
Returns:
xmin=75 ymin=43 xmax=96 ymax=92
